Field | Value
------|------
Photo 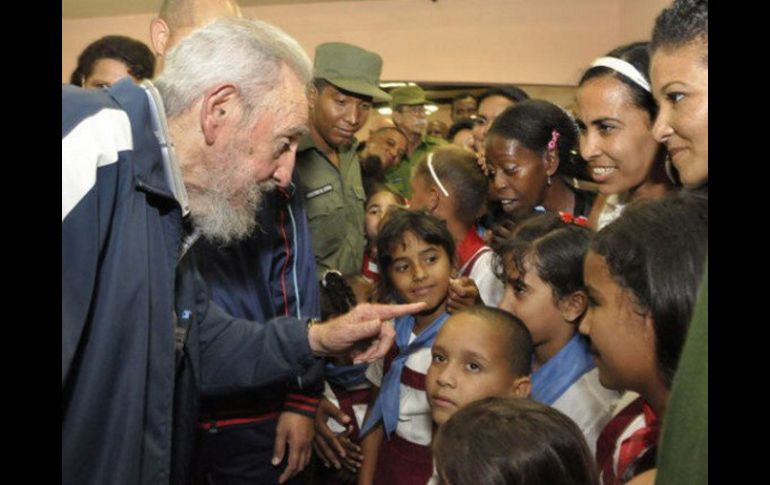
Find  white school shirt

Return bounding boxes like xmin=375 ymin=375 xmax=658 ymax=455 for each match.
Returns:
xmin=550 ymin=367 xmax=623 ymax=455
xmin=365 ymin=333 xmax=434 ymax=446
xmin=464 ymin=249 xmax=504 ymax=307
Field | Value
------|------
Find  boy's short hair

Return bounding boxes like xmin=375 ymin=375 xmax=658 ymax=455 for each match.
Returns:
xmin=453 ymin=305 xmax=533 ymax=377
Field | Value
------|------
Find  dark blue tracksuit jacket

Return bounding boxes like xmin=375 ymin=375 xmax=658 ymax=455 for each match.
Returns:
xmin=192 ymin=175 xmax=324 ymax=482
xmin=62 ymin=79 xmax=318 ymax=484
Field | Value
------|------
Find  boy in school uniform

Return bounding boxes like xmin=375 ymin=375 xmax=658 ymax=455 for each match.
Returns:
xmin=424 ymin=305 xmax=534 ymax=484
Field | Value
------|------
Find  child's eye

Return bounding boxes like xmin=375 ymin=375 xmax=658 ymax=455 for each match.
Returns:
xmin=393 ymin=262 xmax=409 ymax=272
xmin=432 ymin=353 xmax=446 ymax=364
xmin=465 ymin=362 xmax=481 ymax=372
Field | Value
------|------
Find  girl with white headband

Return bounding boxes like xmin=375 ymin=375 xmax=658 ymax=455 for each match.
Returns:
xmin=575 ymin=42 xmax=674 ymax=230
xmin=408 ymin=145 xmax=504 ymax=307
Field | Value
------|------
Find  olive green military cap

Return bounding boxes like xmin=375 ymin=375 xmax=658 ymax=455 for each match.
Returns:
xmin=313 ymin=42 xmax=391 ymax=102
xmin=389 ymin=85 xmax=428 ymax=108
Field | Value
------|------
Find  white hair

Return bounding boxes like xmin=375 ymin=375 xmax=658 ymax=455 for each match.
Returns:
xmin=155 ymin=17 xmax=311 ymax=119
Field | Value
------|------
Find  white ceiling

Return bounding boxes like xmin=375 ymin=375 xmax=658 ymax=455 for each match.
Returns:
xmin=62 ymin=0 xmax=365 ymax=19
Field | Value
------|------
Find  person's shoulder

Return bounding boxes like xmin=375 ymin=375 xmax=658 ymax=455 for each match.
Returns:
xmin=62 ymin=85 xmax=123 ymax=138
xmin=296 ymin=133 xmax=317 ymax=158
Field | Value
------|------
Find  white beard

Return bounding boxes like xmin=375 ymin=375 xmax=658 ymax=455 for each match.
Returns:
xmin=189 ymin=165 xmax=277 ymax=245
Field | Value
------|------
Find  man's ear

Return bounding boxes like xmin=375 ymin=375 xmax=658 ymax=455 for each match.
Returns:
xmin=150 ymin=18 xmax=170 ymax=57
xmin=510 ymin=375 xmax=531 ymax=398
xmin=558 ymin=290 xmax=588 ymax=323
xmin=200 ymin=84 xmax=240 ymax=146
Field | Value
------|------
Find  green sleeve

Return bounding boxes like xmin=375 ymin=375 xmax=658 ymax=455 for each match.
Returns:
xmin=656 ymin=261 xmax=708 ymax=485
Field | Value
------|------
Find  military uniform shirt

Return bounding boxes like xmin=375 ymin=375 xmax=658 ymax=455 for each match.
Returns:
xmin=296 ymin=134 xmax=366 ymax=278
xmin=383 ymin=134 xmax=447 ymax=198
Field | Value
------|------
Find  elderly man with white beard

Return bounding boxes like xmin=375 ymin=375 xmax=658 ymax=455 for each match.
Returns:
xmin=61 ymin=18 xmax=423 ymax=485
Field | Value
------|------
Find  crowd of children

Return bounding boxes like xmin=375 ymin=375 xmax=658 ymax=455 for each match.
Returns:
xmin=312 ymin=1 xmax=708 ymax=484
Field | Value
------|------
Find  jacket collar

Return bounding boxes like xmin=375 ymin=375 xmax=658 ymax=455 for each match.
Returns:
xmin=109 ymin=78 xmax=190 ymax=215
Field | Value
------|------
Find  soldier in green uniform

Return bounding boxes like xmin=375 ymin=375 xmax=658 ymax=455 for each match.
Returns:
xmin=384 ymin=85 xmax=448 ymax=198
xmin=296 ymin=42 xmax=390 ymax=278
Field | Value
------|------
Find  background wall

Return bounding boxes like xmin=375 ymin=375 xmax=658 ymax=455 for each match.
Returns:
xmin=62 ymin=0 xmax=668 ymax=86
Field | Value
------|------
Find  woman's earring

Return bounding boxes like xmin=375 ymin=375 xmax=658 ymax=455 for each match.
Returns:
xmin=547 ymin=174 xmax=552 ymax=186
xmin=664 ymin=155 xmax=680 ymax=185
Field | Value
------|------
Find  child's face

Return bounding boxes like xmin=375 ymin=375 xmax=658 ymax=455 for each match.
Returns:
xmin=498 ymin=254 xmax=568 ymax=347
xmin=365 ymin=191 xmax=402 ymax=241
xmin=387 ymin=230 xmax=451 ymax=311
xmin=426 ymin=314 xmax=530 ymax=426
xmin=579 ymin=251 xmax=656 ymax=392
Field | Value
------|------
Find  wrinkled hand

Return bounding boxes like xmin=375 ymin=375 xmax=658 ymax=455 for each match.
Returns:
xmin=308 ymin=303 xmax=426 ymax=363
xmin=490 ymin=218 xmax=517 ymax=251
xmin=272 ymin=411 xmax=315 ymax=483
xmin=313 ymin=398 xmax=364 ymax=472
xmin=447 ymin=277 xmax=482 ymax=313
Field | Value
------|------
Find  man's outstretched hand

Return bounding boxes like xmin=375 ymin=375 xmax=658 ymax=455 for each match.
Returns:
xmin=307 ymin=302 xmax=426 ymax=363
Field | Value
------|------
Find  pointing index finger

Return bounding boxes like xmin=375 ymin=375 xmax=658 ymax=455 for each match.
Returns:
xmin=364 ymin=302 xmax=426 ymax=321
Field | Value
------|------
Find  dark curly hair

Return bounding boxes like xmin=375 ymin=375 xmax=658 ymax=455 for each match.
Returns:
xmin=318 ymin=270 xmax=358 ymax=320
xmin=651 ymin=0 xmax=708 ymax=65
xmin=71 ymin=35 xmax=156 ymax=87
